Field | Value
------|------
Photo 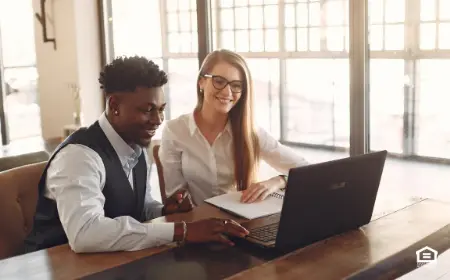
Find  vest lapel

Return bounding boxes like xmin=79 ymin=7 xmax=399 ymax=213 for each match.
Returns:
xmin=132 ymin=153 xmax=147 ymax=221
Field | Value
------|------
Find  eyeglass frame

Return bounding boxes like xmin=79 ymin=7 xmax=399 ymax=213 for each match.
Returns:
xmin=202 ymin=74 xmax=245 ymax=94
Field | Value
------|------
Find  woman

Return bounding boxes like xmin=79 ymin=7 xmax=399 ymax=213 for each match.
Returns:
xmin=159 ymin=49 xmax=308 ymax=207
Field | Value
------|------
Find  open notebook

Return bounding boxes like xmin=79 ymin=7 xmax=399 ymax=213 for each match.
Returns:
xmin=204 ymin=190 xmax=285 ymax=220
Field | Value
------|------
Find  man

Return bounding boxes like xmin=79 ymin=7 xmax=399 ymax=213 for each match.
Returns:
xmin=24 ymin=56 xmax=248 ymax=253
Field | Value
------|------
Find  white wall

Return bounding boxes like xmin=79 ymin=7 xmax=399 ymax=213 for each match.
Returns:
xmin=32 ymin=0 xmax=103 ymax=140
xmin=74 ymin=0 xmax=103 ymax=127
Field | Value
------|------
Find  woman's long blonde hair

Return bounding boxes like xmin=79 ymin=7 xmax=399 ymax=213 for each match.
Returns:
xmin=196 ymin=49 xmax=259 ymax=191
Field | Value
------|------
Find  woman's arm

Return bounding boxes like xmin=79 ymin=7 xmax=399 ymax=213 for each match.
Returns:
xmin=159 ymin=123 xmax=190 ymax=198
xmin=241 ymin=127 xmax=308 ymax=203
xmin=258 ymin=127 xmax=308 ymax=175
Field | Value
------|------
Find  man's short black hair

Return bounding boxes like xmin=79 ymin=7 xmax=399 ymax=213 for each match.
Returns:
xmin=99 ymin=56 xmax=168 ymax=94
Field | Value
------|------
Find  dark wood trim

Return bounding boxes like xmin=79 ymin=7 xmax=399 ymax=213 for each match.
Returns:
xmin=97 ymin=0 xmax=106 ymax=110
xmin=196 ymin=0 xmax=213 ymax=68
xmin=0 ymin=27 xmax=10 ymax=145
xmin=349 ymin=0 xmax=369 ymax=156
xmin=97 ymin=0 xmax=113 ymax=110
xmin=97 ymin=0 xmax=107 ymax=68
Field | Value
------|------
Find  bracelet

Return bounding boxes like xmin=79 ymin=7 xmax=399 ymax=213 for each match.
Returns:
xmin=177 ymin=221 xmax=187 ymax=246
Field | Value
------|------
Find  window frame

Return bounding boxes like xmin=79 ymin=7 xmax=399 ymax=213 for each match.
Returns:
xmin=101 ymin=0 xmax=450 ymax=163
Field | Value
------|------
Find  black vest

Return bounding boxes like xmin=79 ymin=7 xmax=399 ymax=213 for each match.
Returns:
xmin=24 ymin=121 xmax=148 ymax=252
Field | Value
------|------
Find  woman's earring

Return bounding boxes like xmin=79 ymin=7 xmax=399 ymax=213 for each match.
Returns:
xmin=114 ymin=110 xmax=119 ymax=116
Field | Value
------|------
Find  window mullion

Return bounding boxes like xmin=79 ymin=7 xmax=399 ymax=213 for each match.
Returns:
xmin=404 ymin=0 xmax=420 ymax=155
xmin=278 ymin=0 xmax=287 ymax=141
xmin=278 ymin=0 xmax=285 ymax=53
xmin=408 ymin=0 xmax=421 ymax=64
xmin=320 ymin=0 xmax=327 ymax=52
xmin=159 ymin=0 xmax=170 ymax=58
xmin=435 ymin=0 xmax=440 ymax=49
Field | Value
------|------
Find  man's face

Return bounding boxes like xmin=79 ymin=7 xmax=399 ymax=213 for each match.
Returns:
xmin=112 ymin=86 xmax=165 ymax=147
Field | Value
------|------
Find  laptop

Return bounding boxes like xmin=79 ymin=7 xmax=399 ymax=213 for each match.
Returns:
xmin=240 ymin=150 xmax=387 ymax=253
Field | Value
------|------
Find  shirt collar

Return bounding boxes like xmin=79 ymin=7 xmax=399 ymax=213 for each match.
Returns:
xmin=98 ymin=112 xmax=142 ymax=167
xmin=188 ymin=112 xmax=232 ymax=137
xmin=188 ymin=112 xmax=197 ymax=136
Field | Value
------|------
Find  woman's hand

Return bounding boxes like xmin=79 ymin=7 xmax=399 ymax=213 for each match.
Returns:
xmin=240 ymin=176 xmax=286 ymax=203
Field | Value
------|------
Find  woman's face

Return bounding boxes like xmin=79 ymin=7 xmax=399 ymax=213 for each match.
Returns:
xmin=199 ymin=61 xmax=244 ymax=115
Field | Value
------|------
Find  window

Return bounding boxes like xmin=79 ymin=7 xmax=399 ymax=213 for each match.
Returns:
xmin=247 ymin=59 xmax=280 ymax=139
xmin=419 ymin=0 xmax=450 ymax=50
xmin=211 ymin=0 xmax=350 ymax=149
xmin=369 ymin=0 xmax=405 ymax=51
xmin=365 ymin=0 xmax=450 ymax=160
xmin=166 ymin=59 xmax=199 ymax=119
xmin=410 ymin=0 xmax=450 ymax=158
xmin=111 ymin=0 xmax=162 ymax=58
xmin=165 ymin=0 xmax=198 ymax=53
xmin=416 ymin=59 xmax=450 ymax=158
xmin=285 ymin=59 xmax=349 ymax=147
xmin=0 ymin=0 xmax=41 ymax=142
xmin=108 ymin=0 xmax=199 ymax=119
xmin=367 ymin=0 xmax=407 ymax=154
xmin=215 ymin=0 xmax=279 ymax=52
xmin=104 ymin=0 xmax=450 ymax=163
xmin=369 ymin=59 xmax=405 ymax=153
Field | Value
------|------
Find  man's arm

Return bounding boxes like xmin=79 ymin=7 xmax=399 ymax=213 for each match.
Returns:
xmin=143 ymin=149 xmax=164 ymax=220
xmin=45 ymin=144 xmax=175 ymax=253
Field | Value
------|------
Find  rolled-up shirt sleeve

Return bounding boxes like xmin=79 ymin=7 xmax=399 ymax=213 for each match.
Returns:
xmin=45 ymin=144 xmax=174 ymax=253
xmin=258 ymin=127 xmax=308 ymax=175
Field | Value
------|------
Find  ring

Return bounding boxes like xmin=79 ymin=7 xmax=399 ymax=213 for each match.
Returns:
xmin=223 ymin=220 xmax=228 ymax=225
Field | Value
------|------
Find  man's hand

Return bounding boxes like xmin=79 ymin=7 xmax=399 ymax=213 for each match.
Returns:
xmin=163 ymin=189 xmax=194 ymax=215
xmin=185 ymin=218 xmax=249 ymax=246
xmin=240 ymin=176 xmax=286 ymax=203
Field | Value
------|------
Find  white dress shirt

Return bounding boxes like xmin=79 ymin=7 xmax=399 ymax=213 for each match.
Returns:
xmin=43 ymin=113 xmax=174 ymax=253
xmin=159 ymin=112 xmax=308 ymax=206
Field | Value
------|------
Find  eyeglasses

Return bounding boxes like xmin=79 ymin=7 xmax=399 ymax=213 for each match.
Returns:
xmin=203 ymin=74 xmax=244 ymax=94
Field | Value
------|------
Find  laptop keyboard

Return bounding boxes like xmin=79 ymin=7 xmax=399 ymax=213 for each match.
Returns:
xmin=248 ymin=223 xmax=279 ymax=242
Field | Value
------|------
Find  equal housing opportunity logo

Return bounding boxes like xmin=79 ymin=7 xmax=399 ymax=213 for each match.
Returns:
xmin=416 ymin=246 xmax=438 ymax=268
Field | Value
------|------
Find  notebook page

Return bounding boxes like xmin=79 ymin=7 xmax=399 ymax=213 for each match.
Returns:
xmin=204 ymin=190 xmax=284 ymax=220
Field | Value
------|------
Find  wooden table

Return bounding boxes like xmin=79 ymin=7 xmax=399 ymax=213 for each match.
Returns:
xmin=227 ymin=199 xmax=450 ymax=280
xmin=1 ymin=196 xmax=450 ymax=280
